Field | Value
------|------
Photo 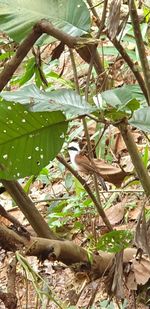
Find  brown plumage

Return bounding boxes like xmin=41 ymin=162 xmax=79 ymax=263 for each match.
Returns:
xmin=75 ymin=153 xmax=128 ymax=187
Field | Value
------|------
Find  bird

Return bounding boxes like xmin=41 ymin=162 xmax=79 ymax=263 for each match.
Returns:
xmin=68 ymin=142 xmax=128 ymax=188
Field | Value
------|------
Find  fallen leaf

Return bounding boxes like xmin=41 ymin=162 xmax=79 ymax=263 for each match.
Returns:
xmin=125 ymin=270 xmax=137 ymax=290
xmin=133 ymin=256 xmax=150 ymax=285
xmin=99 ymin=200 xmax=125 ymax=226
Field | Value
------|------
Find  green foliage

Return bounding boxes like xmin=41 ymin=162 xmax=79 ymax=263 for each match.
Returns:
xmin=0 ymin=0 xmax=90 ymax=43
xmin=97 ymin=230 xmax=133 ymax=253
xmin=93 ymin=84 xmax=146 ymax=121
xmin=129 ymin=107 xmax=150 ymax=132
xmin=0 ymin=82 xmax=148 ymax=181
xmin=18 ymin=57 xmax=36 ymax=86
xmin=93 ymin=84 xmax=147 ymax=122
xmin=101 ymin=86 xmax=140 ymax=112
xmin=47 ymin=193 xmax=92 ymax=230
xmin=23 ymin=175 xmax=35 ymax=193
xmin=1 ymin=84 xmax=94 ymax=115
xmin=142 ymin=144 xmax=149 ymax=168
xmin=0 ymin=100 xmax=67 ymax=179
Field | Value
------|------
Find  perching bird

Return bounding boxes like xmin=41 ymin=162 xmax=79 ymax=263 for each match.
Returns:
xmin=68 ymin=142 xmax=128 ymax=188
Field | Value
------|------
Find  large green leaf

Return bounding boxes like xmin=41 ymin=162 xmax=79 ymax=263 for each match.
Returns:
xmin=1 ymin=84 xmax=94 ymax=115
xmin=93 ymin=85 xmax=144 ymax=121
xmin=0 ymin=0 xmax=90 ymax=42
xmin=100 ymin=86 xmax=140 ymax=112
xmin=129 ymin=107 xmax=150 ymax=132
xmin=0 ymin=100 xmax=68 ymax=180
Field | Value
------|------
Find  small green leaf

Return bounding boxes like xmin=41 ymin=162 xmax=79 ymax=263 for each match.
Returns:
xmin=97 ymin=230 xmax=133 ymax=253
xmin=104 ymin=108 xmax=127 ymax=121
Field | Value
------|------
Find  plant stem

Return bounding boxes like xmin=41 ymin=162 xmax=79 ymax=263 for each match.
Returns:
xmin=57 ymin=155 xmax=113 ymax=231
xmin=85 ymin=0 xmax=108 ymax=96
xmin=117 ymin=119 xmax=150 ymax=196
xmin=129 ymin=0 xmax=150 ymax=105
xmin=69 ymin=48 xmax=80 ymax=94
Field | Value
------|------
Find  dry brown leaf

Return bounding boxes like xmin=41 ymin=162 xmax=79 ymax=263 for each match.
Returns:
xmin=133 ymin=256 xmax=150 ymax=285
xmin=135 ymin=207 xmax=150 ymax=256
xmin=99 ymin=200 xmax=125 ymax=226
xmin=120 ymin=155 xmax=134 ymax=173
xmin=113 ymin=129 xmax=142 ymax=158
xmin=125 ymin=270 xmax=137 ymax=290
xmin=128 ymin=201 xmax=148 ymax=221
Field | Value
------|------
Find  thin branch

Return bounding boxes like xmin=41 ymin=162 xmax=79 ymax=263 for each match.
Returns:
xmin=0 ymin=204 xmax=30 ymax=238
xmin=33 ymin=197 xmax=71 ymax=204
xmin=129 ymin=0 xmax=150 ymax=105
xmin=117 ymin=119 xmax=150 ymax=197
xmin=87 ymin=0 xmax=102 ymax=24
xmin=57 ymin=155 xmax=113 ymax=231
xmin=85 ymin=0 xmax=108 ymax=98
xmin=111 ymin=37 xmax=148 ymax=101
xmin=69 ymin=48 xmax=80 ymax=94
xmin=83 ymin=0 xmax=109 ymax=214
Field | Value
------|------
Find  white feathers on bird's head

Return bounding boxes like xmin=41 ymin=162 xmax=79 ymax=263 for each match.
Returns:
xmin=68 ymin=142 xmax=80 ymax=168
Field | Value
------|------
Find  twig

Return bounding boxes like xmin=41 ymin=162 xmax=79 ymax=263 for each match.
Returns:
xmin=85 ymin=0 xmax=108 ymax=98
xmin=33 ymin=197 xmax=71 ymax=203
xmin=129 ymin=0 xmax=150 ymax=105
xmin=97 ymin=189 xmax=144 ymax=193
xmin=92 ymin=123 xmax=108 ymax=153
xmin=117 ymin=119 xmax=150 ymax=196
xmin=69 ymin=48 xmax=80 ymax=94
xmin=111 ymin=37 xmax=148 ymax=101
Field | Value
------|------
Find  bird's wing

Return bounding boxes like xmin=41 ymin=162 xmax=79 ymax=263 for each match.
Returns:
xmin=75 ymin=154 xmax=128 ymax=187
xmin=75 ymin=154 xmax=96 ymax=174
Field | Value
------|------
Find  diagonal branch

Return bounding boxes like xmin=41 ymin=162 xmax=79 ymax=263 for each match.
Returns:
xmin=129 ymin=0 xmax=150 ymax=105
xmin=57 ymin=155 xmax=113 ymax=231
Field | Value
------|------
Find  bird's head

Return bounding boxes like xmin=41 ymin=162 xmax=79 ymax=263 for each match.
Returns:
xmin=68 ymin=142 xmax=80 ymax=167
